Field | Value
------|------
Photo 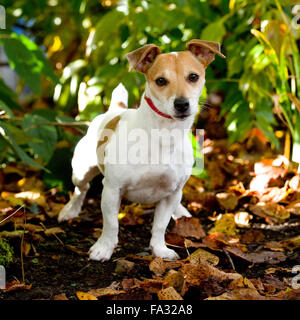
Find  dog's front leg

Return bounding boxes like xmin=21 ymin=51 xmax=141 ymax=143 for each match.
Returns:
xmin=89 ymin=183 xmax=121 ymax=262
xmin=150 ymin=190 xmax=182 ymax=260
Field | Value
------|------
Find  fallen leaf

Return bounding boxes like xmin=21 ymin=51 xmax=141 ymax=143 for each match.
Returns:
xmin=2 ymin=281 xmax=32 ymax=292
xmin=209 ymin=213 xmax=237 ymax=236
xmin=115 ymin=259 xmax=135 ymax=274
xmin=205 ymin=287 xmax=269 ymax=300
xmin=16 ymin=223 xmax=44 ymax=233
xmin=157 ymin=287 xmax=183 ymax=300
xmin=224 ymin=246 xmax=286 ymax=264
xmin=44 ymin=227 xmax=65 ymax=236
xmin=46 ymin=202 xmax=65 ymax=218
xmin=139 ymin=279 xmax=163 ymax=294
xmin=0 ymin=230 xmax=27 ymax=238
xmin=240 ymin=229 xmax=265 ymax=244
xmin=76 ymin=291 xmax=98 ymax=300
xmin=149 ymin=258 xmax=181 ymax=276
xmin=216 ymin=192 xmax=238 ymax=211
xmin=165 ymin=232 xmax=185 ymax=247
xmin=250 ymin=202 xmax=290 ymax=223
xmin=234 ymin=211 xmax=251 ymax=228
xmin=87 ymin=288 xmax=125 ymax=298
xmin=163 ymin=270 xmax=186 ymax=295
xmin=189 ymin=248 xmax=219 ymax=266
xmin=286 ymin=200 xmax=300 ymax=216
xmin=171 ymin=217 xmax=205 ymax=239
xmin=289 ymin=175 xmax=300 ymax=191
xmin=53 ymin=293 xmax=69 ymax=300
xmin=264 ymin=235 xmax=300 ymax=251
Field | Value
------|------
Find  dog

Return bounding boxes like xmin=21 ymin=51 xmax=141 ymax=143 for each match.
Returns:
xmin=58 ymin=39 xmax=225 ymax=261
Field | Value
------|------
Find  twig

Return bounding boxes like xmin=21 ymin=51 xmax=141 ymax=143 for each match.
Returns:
xmin=252 ymin=220 xmax=300 ymax=232
xmin=0 ymin=205 xmax=25 ymax=225
xmin=39 ymin=222 xmax=64 ymax=246
xmin=20 ymin=207 xmax=26 ymax=283
xmin=223 ymin=249 xmax=236 ymax=271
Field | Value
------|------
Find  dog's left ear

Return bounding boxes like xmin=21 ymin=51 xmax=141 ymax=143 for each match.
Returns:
xmin=186 ymin=39 xmax=226 ymax=68
xmin=126 ymin=44 xmax=161 ymax=73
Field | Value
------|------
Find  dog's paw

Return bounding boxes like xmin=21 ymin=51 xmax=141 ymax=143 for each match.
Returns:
xmin=88 ymin=239 xmax=116 ymax=262
xmin=57 ymin=204 xmax=80 ymax=223
xmin=172 ymin=205 xmax=192 ymax=220
xmin=152 ymin=246 xmax=180 ymax=260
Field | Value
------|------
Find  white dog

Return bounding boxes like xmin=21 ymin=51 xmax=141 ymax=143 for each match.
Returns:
xmin=58 ymin=39 xmax=225 ymax=261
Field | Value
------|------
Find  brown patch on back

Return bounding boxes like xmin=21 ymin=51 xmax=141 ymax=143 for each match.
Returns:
xmin=116 ymin=102 xmax=127 ymax=109
xmin=96 ymin=115 xmax=121 ymax=173
xmin=146 ymin=51 xmax=205 ymax=100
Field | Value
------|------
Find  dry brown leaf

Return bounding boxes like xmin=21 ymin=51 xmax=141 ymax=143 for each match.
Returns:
xmin=180 ymin=259 xmax=241 ymax=287
xmin=139 ymin=279 xmax=163 ymax=294
xmin=53 ymin=293 xmax=69 ymax=300
xmin=76 ymin=291 xmax=98 ymax=300
xmin=157 ymin=287 xmax=183 ymax=300
xmin=171 ymin=217 xmax=205 ymax=239
xmin=149 ymin=257 xmax=181 ymax=276
xmin=165 ymin=232 xmax=185 ymax=247
xmin=205 ymin=288 xmax=269 ymax=300
xmin=216 ymin=192 xmax=238 ymax=211
xmin=264 ymin=235 xmax=300 ymax=251
xmin=224 ymin=246 xmax=286 ymax=264
xmin=115 ymin=259 xmax=135 ymax=274
xmin=2 ymin=281 xmax=32 ymax=292
xmin=16 ymin=223 xmax=44 ymax=233
xmin=286 ymin=200 xmax=300 ymax=216
xmin=163 ymin=270 xmax=186 ymax=295
xmin=240 ymin=229 xmax=265 ymax=244
xmin=250 ymin=202 xmax=290 ymax=223
xmin=122 ymin=278 xmax=141 ymax=291
xmin=189 ymin=248 xmax=219 ymax=266
xmin=87 ymin=288 xmax=125 ymax=298
xmin=44 ymin=227 xmax=65 ymax=236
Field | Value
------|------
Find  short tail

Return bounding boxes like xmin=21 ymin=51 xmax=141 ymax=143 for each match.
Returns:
xmin=108 ymin=83 xmax=128 ymax=111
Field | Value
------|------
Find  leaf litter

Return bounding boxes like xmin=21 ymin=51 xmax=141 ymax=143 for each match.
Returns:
xmin=1 ymin=142 xmax=300 ymax=300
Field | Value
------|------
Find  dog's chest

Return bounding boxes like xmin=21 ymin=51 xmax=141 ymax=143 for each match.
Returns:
xmin=124 ymin=165 xmax=181 ymax=204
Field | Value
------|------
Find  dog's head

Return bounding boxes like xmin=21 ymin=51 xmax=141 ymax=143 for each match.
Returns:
xmin=127 ymin=40 xmax=225 ymax=121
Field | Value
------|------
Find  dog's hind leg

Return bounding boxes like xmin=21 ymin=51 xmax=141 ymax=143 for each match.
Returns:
xmin=58 ymin=136 xmax=100 ymax=223
xmin=172 ymin=203 xmax=192 ymax=220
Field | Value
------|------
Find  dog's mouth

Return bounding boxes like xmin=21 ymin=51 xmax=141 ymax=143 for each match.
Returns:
xmin=173 ymin=114 xmax=191 ymax=120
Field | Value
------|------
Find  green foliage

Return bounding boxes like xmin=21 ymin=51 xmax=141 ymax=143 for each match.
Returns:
xmin=0 ymin=0 xmax=299 ymax=186
xmin=0 ymin=238 xmax=14 ymax=267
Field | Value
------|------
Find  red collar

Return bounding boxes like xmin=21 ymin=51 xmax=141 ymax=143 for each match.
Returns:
xmin=144 ymin=96 xmax=173 ymax=120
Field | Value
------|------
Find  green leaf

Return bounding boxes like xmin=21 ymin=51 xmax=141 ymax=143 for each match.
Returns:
xmin=200 ymin=21 xmax=226 ymax=42
xmin=22 ymin=114 xmax=58 ymax=164
xmin=0 ymin=121 xmax=45 ymax=170
xmin=2 ymin=33 xmax=59 ymax=95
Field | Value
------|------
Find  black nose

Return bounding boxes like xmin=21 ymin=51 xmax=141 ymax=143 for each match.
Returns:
xmin=174 ymin=97 xmax=189 ymax=113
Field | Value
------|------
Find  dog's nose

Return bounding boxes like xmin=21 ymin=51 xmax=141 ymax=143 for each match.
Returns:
xmin=174 ymin=97 xmax=189 ymax=113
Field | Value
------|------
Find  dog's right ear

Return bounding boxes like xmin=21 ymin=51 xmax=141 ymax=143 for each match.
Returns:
xmin=126 ymin=44 xmax=161 ymax=73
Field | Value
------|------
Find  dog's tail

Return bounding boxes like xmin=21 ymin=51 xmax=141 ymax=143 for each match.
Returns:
xmin=108 ymin=83 xmax=128 ymax=111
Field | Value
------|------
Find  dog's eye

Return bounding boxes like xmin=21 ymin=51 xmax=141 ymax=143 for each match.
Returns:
xmin=188 ymin=73 xmax=199 ymax=83
xmin=155 ymin=77 xmax=168 ymax=87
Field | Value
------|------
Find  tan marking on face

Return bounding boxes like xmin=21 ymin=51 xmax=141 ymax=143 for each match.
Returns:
xmin=97 ymin=115 xmax=121 ymax=173
xmin=145 ymin=51 xmax=205 ymax=100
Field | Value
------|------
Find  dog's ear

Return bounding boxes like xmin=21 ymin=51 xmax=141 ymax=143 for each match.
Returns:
xmin=126 ymin=44 xmax=161 ymax=73
xmin=186 ymin=39 xmax=226 ymax=68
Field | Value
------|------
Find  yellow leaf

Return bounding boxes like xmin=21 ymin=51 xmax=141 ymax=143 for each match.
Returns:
xmin=76 ymin=291 xmax=98 ymax=300
xmin=209 ymin=213 xmax=237 ymax=236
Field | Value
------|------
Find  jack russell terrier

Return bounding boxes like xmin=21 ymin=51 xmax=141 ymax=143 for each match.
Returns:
xmin=58 ymin=39 xmax=225 ymax=261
